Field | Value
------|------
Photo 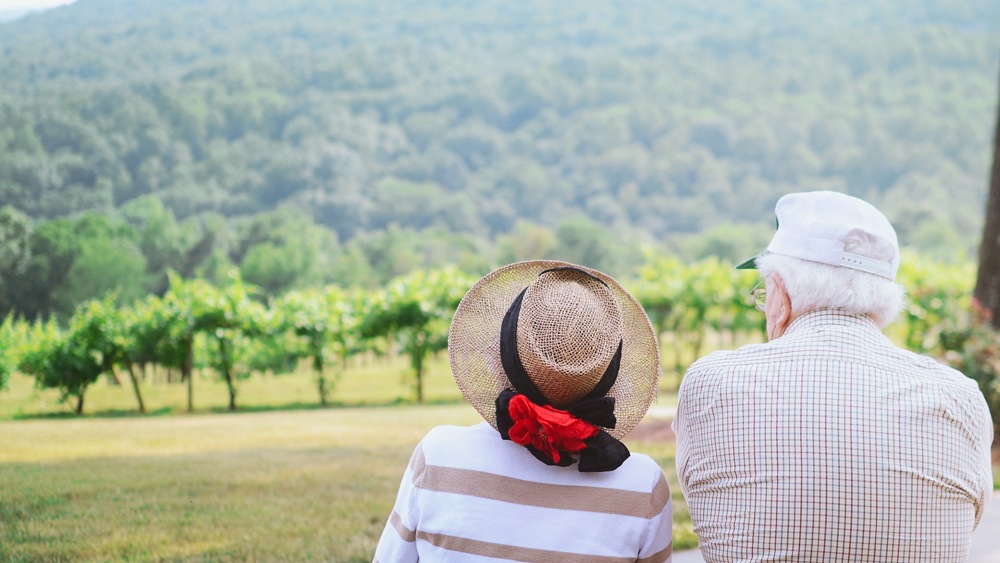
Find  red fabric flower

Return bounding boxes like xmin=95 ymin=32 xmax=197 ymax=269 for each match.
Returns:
xmin=507 ymin=394 xmax=599 ymax=463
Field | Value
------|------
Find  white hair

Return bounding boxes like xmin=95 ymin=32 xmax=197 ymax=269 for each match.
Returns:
xmin=755 ymin=230 xmax=906 ymax=328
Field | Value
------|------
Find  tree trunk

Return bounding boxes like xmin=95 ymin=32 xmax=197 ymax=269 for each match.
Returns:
xmin=975 ymin=65 xmax=1000 ymax=328
xmin=183 ymin=338 xmax=194 ymax=413
xmin=226 ymin=370 xmax=237 ymax=411
xmin=219 ymin=339 xmax=237 ymax=411
xmin=222 ymin=362 xmax=237 ymax=411
xmin=314 ymin=355 xmax=328 ymax=406
xmin=125 ymin=359 xmax=146 ymax=414
xmin=75 ymin=390 xmax=85 ymax=415
xmin=672 ymin=332 xmax=684 ymax=375
xmin=413 ymin=352 xmax=424 ymax=404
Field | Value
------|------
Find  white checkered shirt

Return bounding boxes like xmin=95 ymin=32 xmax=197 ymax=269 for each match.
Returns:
xmin=673 ymin=309 xmax=994 ymax=563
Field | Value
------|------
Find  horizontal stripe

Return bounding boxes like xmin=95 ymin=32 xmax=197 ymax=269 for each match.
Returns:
xmin=637 ymin=542 xmax=673 ymax=563
xmin=410 ymin=442 xmax=426 ymax=475
xmin=412 ymin=452 xmax=670 ymax=518
xmin=416 ymin=530 xmax=638 ymax=563
xmin=648 ymin=473 xmax=671 ymax=517
xmin=390 ymin=510 xmax=415 ymax=542
xmin=412 ymin=489 xmax=656 ymax=554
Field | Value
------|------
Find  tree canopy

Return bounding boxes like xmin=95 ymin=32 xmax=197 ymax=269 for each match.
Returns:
xmin=0 ymin=0 xmax=997 ymax=320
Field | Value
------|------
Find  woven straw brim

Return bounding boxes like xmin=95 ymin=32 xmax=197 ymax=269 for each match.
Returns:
xmin=448 ymin=260 xmax=661 ymax=440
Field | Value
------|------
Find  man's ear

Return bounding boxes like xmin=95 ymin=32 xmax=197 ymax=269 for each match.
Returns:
xmin=767 ymin=273 xmax=793 ymax=339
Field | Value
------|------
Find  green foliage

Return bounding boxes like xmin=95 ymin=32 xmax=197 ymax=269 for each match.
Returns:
xmin=14 ymin=295 xmax=152 ymax=414
xmin=122 ymin=195 xmax=212 ymax=293
xmin=4 ymin=217 xmax=78 ymax=320
xmin=16 ymin=312 xmax=103 ymax=414
xmin=14 ymin=318 xmax=60 ymax=384
xmin=2 ymin=213 xmax=149 ymax=321
xmin=0 ymin=206 xmax=31 ymax=315
xmin=338 ymin=225 xmax=493 ymax=287
xmin=67 ymin=296 xmax=149 ymax=412
xmin=0 ymin=0 xmax=994 ymax=283
xmin=940 ymin=304 xmax=1000 ymax=436
xmin=889 ymin=250 xmax=977 ymax=354
xmin=133 ymin=279 xmax=196 ymax=372
xmin=629 ymin=250 xmax=762 ymax=376
xmin=69 ymin=297 xmax=131 ymax=375
xmin=231 ymin=207 xmax=341 ymax=295
xmin=129 ymin=272 xmax=238 ymax=411
xmin=186 ymin=271 xmax=266 ymax=411
xmin=52 ymin=231 xmax=147 ymax=312
xmin=497 ymin=220 xmax=558 ymax=263
xmin=0 ymin=314 xmax=25 ymax=392
xmin=3 ymin=252 xmax=997 ymax=430
xmin=362 ymin=268 xmax=476 ymax=403
xmin=668 ymin=223 xmax=775 ymax=264
xmin=271 ymin=286 xmax=364 ymax=404
xmin=553 ymin=217 xmax=643 ymax=277
xmin=0 ymin=0 xmax=994 ymax=320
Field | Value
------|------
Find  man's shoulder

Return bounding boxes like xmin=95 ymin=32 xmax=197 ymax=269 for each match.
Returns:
xmin=683 ymin=341 xmax=773 ymax=380
xmin=900 ymin=352 xmax=992 ymax=412
xmin=680 ymin=330 xmax=984 ymax=404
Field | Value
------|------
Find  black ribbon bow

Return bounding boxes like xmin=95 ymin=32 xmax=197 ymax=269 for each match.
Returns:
xmin=494 ymin=269 xmax=631 ymax=473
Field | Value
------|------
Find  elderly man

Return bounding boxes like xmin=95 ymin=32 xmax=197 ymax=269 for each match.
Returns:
xmin=673 ymin=191 xmax=994 ymax=563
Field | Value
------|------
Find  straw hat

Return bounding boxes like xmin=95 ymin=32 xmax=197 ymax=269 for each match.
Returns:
xmin=449 ymin=261 xmax=661 ymax=442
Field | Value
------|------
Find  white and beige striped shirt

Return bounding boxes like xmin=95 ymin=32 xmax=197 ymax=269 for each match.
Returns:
xmin=374 ymin=422 xmax=673 ymax=563
xmin=673 ymin=309 xmax=995 ymax=563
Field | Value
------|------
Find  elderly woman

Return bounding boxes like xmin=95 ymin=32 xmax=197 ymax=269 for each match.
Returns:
xmin=673 ymin=191 xmax=994 ymax=563
xmin=374 ymin=262 xmax=672 ymax=563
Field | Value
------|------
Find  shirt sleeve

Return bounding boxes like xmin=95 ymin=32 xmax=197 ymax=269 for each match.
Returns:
xmin=969 ymin=391 xmax=995 ymax=530
xmin=672 ymin=375 xmax=692 ymax=499
xmin=637 ymin=470 xmax=674 ymax=563
xmin=372 ymin=442 xmax=423 ymax=563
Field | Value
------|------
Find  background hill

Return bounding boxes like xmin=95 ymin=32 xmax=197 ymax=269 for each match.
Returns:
xmin=0 ymin=0 xmax=998 ymax=319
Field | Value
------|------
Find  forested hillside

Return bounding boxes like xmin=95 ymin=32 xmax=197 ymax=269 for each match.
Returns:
xmin=0 ymin=0 xmax=997 ymax=320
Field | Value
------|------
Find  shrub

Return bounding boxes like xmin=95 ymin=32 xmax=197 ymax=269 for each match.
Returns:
xmin=939 ymin=302 xmax=1000 ymax=438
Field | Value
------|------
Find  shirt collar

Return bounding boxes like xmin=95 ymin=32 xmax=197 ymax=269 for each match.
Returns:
xmin=783 ymin=309 xmax=882 ymax=337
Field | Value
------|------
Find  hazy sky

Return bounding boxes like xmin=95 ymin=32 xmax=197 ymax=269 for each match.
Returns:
xmin=0 ymin=0 xmax=74 ymax=10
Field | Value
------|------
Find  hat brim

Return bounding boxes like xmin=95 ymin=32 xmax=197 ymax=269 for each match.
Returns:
xmin=448 ymin=260 xmax=661 ymax=440
xmin=735 ymin=251 xmax=769 ymax=270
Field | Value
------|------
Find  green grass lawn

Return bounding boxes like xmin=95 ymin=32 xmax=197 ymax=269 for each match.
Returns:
xmin=0 ymin=354 xmax=467 ymax=419
xmin=0 ymin=405 xmax=693 ymax=562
